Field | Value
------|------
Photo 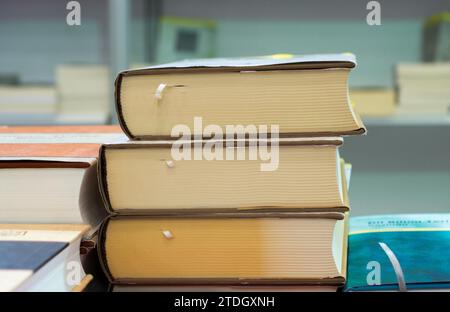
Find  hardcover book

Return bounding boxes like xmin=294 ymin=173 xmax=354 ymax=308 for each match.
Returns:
xmin=99 ymin=137 xmax=349 ymax=214
xmin=99 ymin=212 xmax=349 ymax=287
xmin=0 ymin=125 xmax=125 ymax=225
xmin=114 ymin=53 xmax=365 ymax=139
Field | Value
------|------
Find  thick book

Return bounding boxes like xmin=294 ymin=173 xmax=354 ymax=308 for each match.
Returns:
xmin=114 ymin=53 xmax=365 ymax=139
xmin=99 ymin=212 xmax=349 ymax=286
xmin=0 ymin=224 xmax=91 ymax=292
xmin=99 ymin=137 xmax=349 ymax=214
xmin=0 ymin=125 xmax=125 ymax=225
xmin=345 ymin=214 xmax=450 ymax=291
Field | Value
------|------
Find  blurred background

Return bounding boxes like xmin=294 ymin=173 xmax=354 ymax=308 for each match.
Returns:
xmin=0 ymin=0 xmax=449 ymax=216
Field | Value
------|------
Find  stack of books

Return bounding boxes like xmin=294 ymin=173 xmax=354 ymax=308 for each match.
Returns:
xmin=55 ymin=65 xmax=110 ymax=124
xmin=0 ymin=125 xmax=125 ymax=291
xmin=0 ymin=85 xmax=56 ymax=115
xmin=396 ymin=62 xmax=450 ymax=115
xmin=0 ymin=85 xmax=56 ymax=124
xmin=0 ymin=65 xmax=110 ymax=125
xmin=97 ymin=53 xmax=366 ymax=291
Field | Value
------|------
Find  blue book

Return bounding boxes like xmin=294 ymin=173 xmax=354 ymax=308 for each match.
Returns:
xmin=0 ymin=224 xmax=89 ymax=292
xmin=345 ymin=214 xmax=450 ymax=291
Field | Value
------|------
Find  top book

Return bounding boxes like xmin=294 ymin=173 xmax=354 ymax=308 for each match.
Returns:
xmin=115 ymin=53 xmax=366 ymax=140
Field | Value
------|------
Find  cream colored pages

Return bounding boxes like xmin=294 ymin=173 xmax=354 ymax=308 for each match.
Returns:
xmin=103 ymin=144 xmax=345 ymax=211
xmin=119 ymin=68 xmax=361 ymax=137
xmin=105 ymin=217 xmax=342 ymax=280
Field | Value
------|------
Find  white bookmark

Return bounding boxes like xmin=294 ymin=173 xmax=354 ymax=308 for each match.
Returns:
xmin=379 ymin=242 xmax=407 ymax=292
xmin=155 ymin=83 xmax=167 ymax=102
xmin=162 ymin=230 xmax=174 ymax=239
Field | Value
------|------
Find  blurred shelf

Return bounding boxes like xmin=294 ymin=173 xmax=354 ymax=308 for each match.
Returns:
xmin=0 ymin=113 xmax=56 ymax=125
xmin=363 ymin=115 xmax=450 ymax=127
xmin=0 ymin=113 xmax=108 ymax=125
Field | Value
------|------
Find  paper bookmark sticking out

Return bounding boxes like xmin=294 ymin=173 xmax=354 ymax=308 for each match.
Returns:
xmin=155 ymin=83 xmax=167 ymax=102
xmin=379 ymin=242 xmax=407 ymax=292
xmin=162 ymin=230 xmax=174 ymax=239
xmin=155 ymin=83 xmax=187 ymax=103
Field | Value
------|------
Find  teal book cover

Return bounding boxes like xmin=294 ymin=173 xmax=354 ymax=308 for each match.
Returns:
xmin=345 ymin=214 xmax=450 ymax=291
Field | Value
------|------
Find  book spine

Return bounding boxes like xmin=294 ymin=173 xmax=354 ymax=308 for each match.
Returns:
xmin=97 ymin=145 xmax=116 ymax=216
xmin=96 ymin=216 xmax=115 ymax=283
xmin=114 ymin=72 xmax=135 ymax=140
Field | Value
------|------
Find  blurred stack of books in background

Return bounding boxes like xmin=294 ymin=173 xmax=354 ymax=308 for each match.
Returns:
xmin=0 ymin=65 xmax=110 ymax=125
xmin=351 ymin=12 xmax=450 ymax=119
xmin=395 ymin=63 xmax=450 ymax=115
xmin=55 ymin=65 xmax=109 ymax=124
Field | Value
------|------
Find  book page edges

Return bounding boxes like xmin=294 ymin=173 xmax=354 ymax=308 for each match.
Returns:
xmin=98 ymin=215 xmax=346 ymax=285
